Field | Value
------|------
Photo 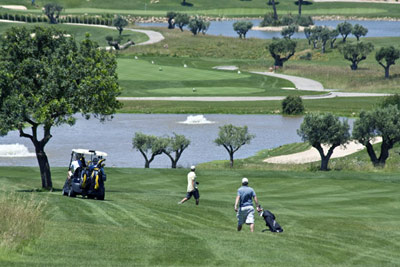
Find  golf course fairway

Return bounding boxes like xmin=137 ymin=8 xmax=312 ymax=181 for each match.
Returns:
xmin=1 ymin=167 xmax=399 ymax=266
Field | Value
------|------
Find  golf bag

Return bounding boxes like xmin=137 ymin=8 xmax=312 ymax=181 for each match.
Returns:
xmin=260 ymin=209 xmax=283 ymax=233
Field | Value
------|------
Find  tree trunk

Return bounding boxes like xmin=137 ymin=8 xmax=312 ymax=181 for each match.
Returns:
xmin=350 ymin=61 xmax=358 ymax=70
xmin=377 ymin=141 xmax=392 ymax=167
xmin=144 ymin=161 xmax=150 ymax=168
xmin=274 ymin=57 xmax=284 ymax=67
xmin=229 ymin=152 xmax=234 ymax=168
xmin=365 ymin=142 xmax=379 ymax=166
xmin=322 ymin=43 xmax=326 ymax=53
xmin=272 ymin=0 xmax=278 ymax=20
xmin=35 ymin=148 xmax=52 ymax=189
xmin=384 ymin=66 xmax=390 ymax=78
xmin=168 ymin=19 xmax=175 ymax=29
xmin=298 ymin=0 xmax=302 ymax=15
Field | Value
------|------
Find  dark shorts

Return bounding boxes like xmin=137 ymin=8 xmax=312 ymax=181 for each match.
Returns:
xmin=186 ymin=189 xmax=200 ymax=200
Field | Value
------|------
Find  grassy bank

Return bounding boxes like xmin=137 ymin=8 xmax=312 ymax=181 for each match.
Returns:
xmin=0 ymin=22 xmax=149 ymax=46
xmin=0 ymin=166 xmax=399 ymax=266
xmin=119 ymin=97 xmax=379 ymax=116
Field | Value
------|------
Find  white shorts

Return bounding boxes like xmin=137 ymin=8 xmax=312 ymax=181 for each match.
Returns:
xmin=237 ymin=206 xmax=255 ymax=226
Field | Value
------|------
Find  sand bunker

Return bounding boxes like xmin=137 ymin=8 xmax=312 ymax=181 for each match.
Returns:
xmin=1 ymin=5 xmax=27 ymax=10
xmin=264 ymin=138 xmax=382 ymax=164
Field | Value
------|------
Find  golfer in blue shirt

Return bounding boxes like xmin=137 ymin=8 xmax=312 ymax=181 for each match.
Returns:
xmin=234 ymin=177 xmax=260 ymax=232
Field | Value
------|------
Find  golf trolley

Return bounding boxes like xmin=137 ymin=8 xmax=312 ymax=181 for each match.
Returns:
xmin=62 ymin=149 xmax=107 ymax=200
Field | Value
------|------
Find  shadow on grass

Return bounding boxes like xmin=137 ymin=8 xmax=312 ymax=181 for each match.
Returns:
xmin=17 ymin=188 xmax=62 ymax=193
xmin=295 ymin=1 xmax=313 ymax=6
xmin=181 ymin=1 xmax=193 ymax=6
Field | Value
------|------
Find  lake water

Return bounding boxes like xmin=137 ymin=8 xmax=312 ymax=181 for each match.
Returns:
xmin=138 ymin=19 xmax=400 ymax=39
xmin=0 ymin=114 xmax=308 ymax=168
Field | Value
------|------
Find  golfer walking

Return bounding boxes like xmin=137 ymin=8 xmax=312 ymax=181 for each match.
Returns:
xmin=178 ymin=166 xmax=200 ymax=205
xmin=234 ymin=177 xmax=260 ymax=232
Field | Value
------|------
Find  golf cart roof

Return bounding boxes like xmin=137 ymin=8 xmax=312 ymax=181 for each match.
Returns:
xmin=72 ymin=149 xmax=107 ymax=157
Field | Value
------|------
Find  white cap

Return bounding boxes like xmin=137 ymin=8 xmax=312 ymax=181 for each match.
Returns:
xmin=242 ymin=177 xmax=248 ymax=184
xmin=191 ymin=165 xmax=196 ymax=170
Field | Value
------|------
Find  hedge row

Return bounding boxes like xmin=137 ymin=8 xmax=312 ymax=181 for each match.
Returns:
xmin=0 ymin=13 xmax=113 ymax=26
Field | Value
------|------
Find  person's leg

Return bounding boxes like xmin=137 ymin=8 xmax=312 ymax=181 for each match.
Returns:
xmin=179 ymin=197 xmax=188 ymax=204
xmin=194 ymin=189 xmax=200 ymax=205
xmin=237 ymin=224 xmax=242 ymax=231
xmin=250 ymin=223 xmax=254 ymax=232
xmin=179 ymin=191 xmax=193 ymax=204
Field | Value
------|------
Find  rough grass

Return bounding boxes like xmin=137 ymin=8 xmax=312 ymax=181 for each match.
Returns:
xmin=0 ymin=191 xmax=46 ymax=251
xmin=0 ymin=166 xmax=399 ymax=266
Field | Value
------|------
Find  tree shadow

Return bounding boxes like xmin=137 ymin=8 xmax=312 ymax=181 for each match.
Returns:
xmin=181 ymin=1 xmax=193 ymax=6
xmin=267 ymin=1 xmax=280 ymax=6
xmin=294 ymin=0 xmax=313 ymax=6
xmin=17 ymin=188 xmax=62 ymax=193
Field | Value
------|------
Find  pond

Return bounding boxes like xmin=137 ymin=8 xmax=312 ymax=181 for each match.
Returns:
xmin=138 ymin=19 xmax=400 ymax=39
xmin=0 ymin=114 xmax=309 ymax=168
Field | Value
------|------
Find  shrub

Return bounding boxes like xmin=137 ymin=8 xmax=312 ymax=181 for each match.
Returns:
xmin=299 ymin=52 xmax=312 ymax=60
xmin=260 ymin=13 xmax=281 ymax=27
xmin=380 ymin=94 xmax=400 ymax=109
xmin=282 ymin=95 xmax=305 ymax=115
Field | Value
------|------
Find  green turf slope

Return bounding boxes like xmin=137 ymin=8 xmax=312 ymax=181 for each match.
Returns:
xmin=1 ymin=167 xmax=399 ymax=266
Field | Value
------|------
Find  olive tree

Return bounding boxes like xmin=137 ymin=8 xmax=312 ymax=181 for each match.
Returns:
xmin=352 ymin=24 xmax=368 ymax=41
xmin=319 ymin=27 xmax=331 ymax=53
xmin=166 ymin=11 xmax=177 ymax=29
xmin=282 ymin=95 xmax=304 ymax=115
xmin=233 ymin=21 xmax=253 ymax=39
xmin=339 ymin=42 xmax=374 ymax=70
xmin=113 ymin=16 xmax=128 ymax=36
xmin=297 ymin=113 xmax=350 ymax=171
xmin=214 ymin=124 xmax=255 ymax=168
xmin=375 ymin=46 xmax=400 ymax=78
xmin=329 ymin=29 xmax=339 ymax=49
xmin=353 ymin=105 xmax=400 ymax=167
xmin=163 ymin=133 xmax=191 ymax=168
xmin=43 ymin=3 xmax=63 ymax=24
xmin=281 ymin=25 xmax=298 ymax=39
xmin=188 ymin=17 xmax=209 ymax=35
xmin=337 ymin=21 xmax=353 ymax=43
xmin=175 ymin=13 xmax=190 ymax=31
xmin=268 ymin=38 xmax=296 ymax=68
xmin=132 ymin=133 xmax=168 ymax=168
xmin=0 ymin=26 xmax=121 ymax=189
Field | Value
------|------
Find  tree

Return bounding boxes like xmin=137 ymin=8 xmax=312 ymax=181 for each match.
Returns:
xmin=310 ymin=26 xmax=323 ymax=49
xmin=233 ymin=21 xmax=253 ymax=39
xmin=214 ymin=124 xmax=255 ymax=168
xmin=269 ymin=0 xmax=278 ymax=21
xmin=166 ymin=11 xmax=177 ymax=29
xmin=268 ymin=38 xmax=296 ymax=68
xmin=175 ymin=13 xmax=190 ymax=31
xmin=281 ymin=25 xmax=298 ymax=39
xmin=282 ymin=95 xmax=304 ymax=115
xmin=113 ymin=16 xmax=128 ymax=36
xmin=375 ymin=46 xmax=400 ymax=78
xmin=319 ymin=27 xmax=331 ymax=53
xmin=339 ymin=42 xmax=374 ymax=70
xmin=132 ymin=133 xmax=168 ymax=168
xmin=0 ymin=26 xmax=121 ymax=189
xmin=188 ymin=17 xmax=209 ymax=35
xmin=353 ymin=105 xmax=400 ymax=167
xmin=352 ymin=24 xmax=368 ymax=41
xmin=163 ymin=133 xmax=191 ymax=168
xmin=337 ymin=21 xmax=353 ymax=43
xmin=297 ymin=113 xmax=350 ymax=171
xmin=43 ymin=3 xmax=63 ymax=24
xmin=380 ymin=94 xmax=400 ymax=110
xmin=297 ymin=0 xmax=303 ymax=15
xmin=304 ymin=27 xmax=312 ymax=45
xmin=329 ymin=29 xmax=339 ymax=49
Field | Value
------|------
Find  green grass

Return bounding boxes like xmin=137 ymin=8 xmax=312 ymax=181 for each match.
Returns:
xmin=0 ymin=166 xmax=399 ymax=265
xmin=117 ymin=58 xmax=320 ymax=97
xmin=119 ymin=96 xmax=380 ymax=116
xmin=7 ymin=0 xmax=400 ymax=18
xmin=0 ymin=22 xmax=149 ymax=46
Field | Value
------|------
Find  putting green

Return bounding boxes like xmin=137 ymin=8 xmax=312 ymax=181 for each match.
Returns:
xmin=117 ymin=59 xmax=249 ymax=82
xmin=147 ymin=87 xmax=265 ymax=96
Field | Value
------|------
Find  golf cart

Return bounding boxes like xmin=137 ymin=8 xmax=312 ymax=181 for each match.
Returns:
xmin=62 ymin=149 xmax=107 ymax=200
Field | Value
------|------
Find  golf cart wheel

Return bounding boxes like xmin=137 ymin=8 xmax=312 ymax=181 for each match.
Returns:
xmin=97 ymin=192 xmax=105 ymax=201
xmin=68 ymin=189 xmax=76 ymax=198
